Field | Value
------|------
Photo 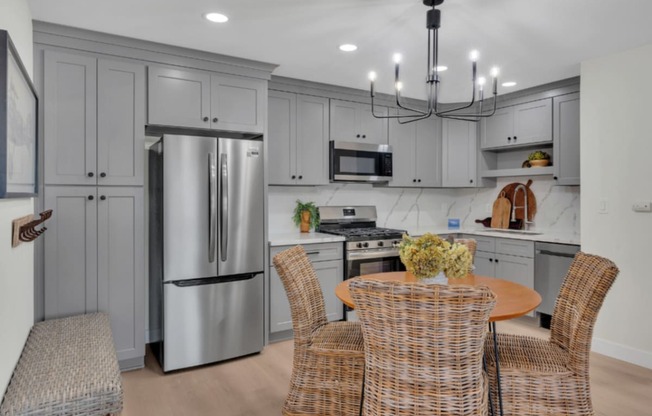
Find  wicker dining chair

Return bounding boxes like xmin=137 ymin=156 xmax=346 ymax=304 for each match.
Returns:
xmin=484 ymin=252 xmax=619 ymax=415
xmin=273 ymin=245 xmax=365 ymax=416
xmin=350 ymin=279 xmax=497 ymax=416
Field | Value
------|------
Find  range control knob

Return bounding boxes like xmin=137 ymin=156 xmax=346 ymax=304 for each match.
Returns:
xmin=356 ymin=242 xmax=363 ymax=248
xmin=393 ymin=240 xmax=400 ymax=247
xmin=363 ymin=242 xmax=369 ymax=248
xmin=377 ymin=241 xmax=384 ymax=247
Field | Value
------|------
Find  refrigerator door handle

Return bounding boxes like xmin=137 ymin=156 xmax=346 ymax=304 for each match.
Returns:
xmin=208 ymin=152 xmax=217 ymax=263
xmin=220 ymin=153 xmax=228 ymax=262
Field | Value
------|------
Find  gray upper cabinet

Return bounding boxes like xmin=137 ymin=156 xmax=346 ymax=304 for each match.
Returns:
xmin=553 ymin=93 xmax=580 ymax=185
xmin=268 ymin=91 xmax=329 ymax=185
xmin=330 ymin=99 xmax=388 ymax=144
xmin=44 ymin=51 xmax=145 ymax=186
xmin=44 ymin=51 xmax=97 ymax=185
xmin=442 ymin=118 xmax=477 ymax=187
xmin=44 ymin=186 xmax=98 ymax=319
xmin=148 ymin=66 xmax=265 ymax=133
xmin=44 ymin=185 xmax=145 ymax=366
xmin=481 ymin=98 xmax=552 ymax=149
xmin=388 ymin=115 xmax=441 ymax=187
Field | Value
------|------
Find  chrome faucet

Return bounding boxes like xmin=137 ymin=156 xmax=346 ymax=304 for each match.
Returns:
xmin=512 ymin=184 xmax=533 ymax=230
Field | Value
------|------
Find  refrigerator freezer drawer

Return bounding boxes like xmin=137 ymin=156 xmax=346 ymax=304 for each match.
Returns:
xmin=162 ymin=273 xmax=264 ymax=372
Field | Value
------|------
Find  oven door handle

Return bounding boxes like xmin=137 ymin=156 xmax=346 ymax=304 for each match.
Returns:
xmin=347 ymin=250 xmax=399 ymax=261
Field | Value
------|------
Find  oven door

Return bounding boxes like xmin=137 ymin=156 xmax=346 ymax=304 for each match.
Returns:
xmin=345 ymin=249 xmax=405 ymax=320
xmin=330 ymin=141 xmax=392 ymax=182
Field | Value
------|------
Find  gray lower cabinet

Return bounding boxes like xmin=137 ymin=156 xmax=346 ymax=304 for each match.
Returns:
xmin=269 ymin=242 xmax=344 ymax=341
xmin=441 ymin=118 xmax=477 ymax=187
xmin=495 ymin=253 xmax=535 ymax=290
xmin=553 ymin=92 xmax=580 ymax=185
xmin=481 ymin=98 xmax=552 ymax=150
xmin=388 ymin=114 xmax=441 ymax=187
xmin=473 ymin=251 xmax=495 ymax=277
xmin=330 ymin=99 xmax=388 ymax=144
xmin=268 ymin=91 xmax=329 ymax=185
xmin=44 ymin=51 xmax=145 ymax=186
xmin=44 ymin=186 xmax=145 ymax=368
xmin=148 ymin=66 xmax=266 ymax=133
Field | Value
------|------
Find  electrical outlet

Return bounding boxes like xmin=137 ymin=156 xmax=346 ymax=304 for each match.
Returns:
xmin=632 ymin=202 xmax=652 ymax=212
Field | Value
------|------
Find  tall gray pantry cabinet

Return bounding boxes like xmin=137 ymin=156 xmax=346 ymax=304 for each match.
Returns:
xmin=42 ymin=50 xmax=146 ymax=369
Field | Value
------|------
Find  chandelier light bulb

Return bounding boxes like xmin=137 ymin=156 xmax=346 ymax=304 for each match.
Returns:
xmin=368 ymin=71 xmax=377 ymax=82
xmin=434 ymin=65 xmax=448 ymax=72
xmin=490 ymin=67 xmax=500 ymax=78
xmin=470 ymin=50 xmax=480 ymax=62
xmin=393 ymin=53 xmax=403 ymax=64
xmin=395 ymin=81 xmax=403 ymax=92
xmin=204 ymin=12 xmax=229 ymax=23
xmin=478 ymin=77 xmax=487 ymax=87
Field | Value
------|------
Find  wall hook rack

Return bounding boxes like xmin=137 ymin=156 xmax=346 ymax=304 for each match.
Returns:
xmin=12 ymin=209 xmax=53 ymax=247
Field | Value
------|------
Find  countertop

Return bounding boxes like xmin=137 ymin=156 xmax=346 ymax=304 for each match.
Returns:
xmin=407 ymin=227 xmax=580 ymax=246
xmin=269 ymin=231 xmax=346 ymax=247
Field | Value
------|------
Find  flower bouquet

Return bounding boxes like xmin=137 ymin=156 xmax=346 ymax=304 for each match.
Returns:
xmin=398 ymin=233 xmax=473 ymax=283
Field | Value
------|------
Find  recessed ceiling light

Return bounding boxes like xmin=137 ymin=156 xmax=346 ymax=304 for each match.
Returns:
xmin=204 ymin=12 xmax=229 ymax=23
xmin=339 ymin=44 xmax=358 ymax=52
xmin=435 ymin=65 xmax=448 ymax=72
xmin=502 ymin=81 xmax=517 ymax=87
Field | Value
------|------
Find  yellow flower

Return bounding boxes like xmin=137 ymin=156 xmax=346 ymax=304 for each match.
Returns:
xmin=399 ymin=234 xmax=472 ymax=280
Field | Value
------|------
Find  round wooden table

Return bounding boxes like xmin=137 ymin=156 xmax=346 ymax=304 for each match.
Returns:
xmin=335 ymin=271 xmax=541 ymax=322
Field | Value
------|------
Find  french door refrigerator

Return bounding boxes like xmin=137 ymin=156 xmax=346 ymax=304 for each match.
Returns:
xmin=150 ymin=134 xmax=264 ymax=372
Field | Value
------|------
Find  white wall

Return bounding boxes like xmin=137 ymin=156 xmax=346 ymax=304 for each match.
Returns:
xmin=581 ymin=44 xmax=652 ymax=369
xmin=0 ymin=0 xmax=34 ymax=396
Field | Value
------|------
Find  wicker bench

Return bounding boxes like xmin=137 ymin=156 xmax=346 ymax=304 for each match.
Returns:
xmin=0 ymin=313 xmax=123 ymax=416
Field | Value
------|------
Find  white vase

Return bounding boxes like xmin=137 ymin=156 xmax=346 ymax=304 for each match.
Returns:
xmin=420 ymin=271 xmax=448 ymax=285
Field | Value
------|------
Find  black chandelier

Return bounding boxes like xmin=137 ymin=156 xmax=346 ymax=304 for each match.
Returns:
xmin=369 ymin=0 xmax=499 ymax=124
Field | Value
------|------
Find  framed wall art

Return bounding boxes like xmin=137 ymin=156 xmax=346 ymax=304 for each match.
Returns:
xmin=0 ymin=30 xmax=38 ymax=198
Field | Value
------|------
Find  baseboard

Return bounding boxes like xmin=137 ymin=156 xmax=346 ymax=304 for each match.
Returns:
xmin=592 ymin=337 xmax=652 ymax=370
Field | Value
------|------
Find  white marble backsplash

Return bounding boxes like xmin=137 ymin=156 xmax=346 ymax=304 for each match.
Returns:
xmin=268 ymin=177 xmax=580 ymax=238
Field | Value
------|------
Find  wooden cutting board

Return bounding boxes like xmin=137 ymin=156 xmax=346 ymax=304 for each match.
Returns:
xmin=490 ymin=192 xmax=511 ymax=229
xmin=499 ymin=180 xmax=537 ymax=222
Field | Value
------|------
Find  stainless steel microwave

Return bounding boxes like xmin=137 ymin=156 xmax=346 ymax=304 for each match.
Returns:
xmin=329 ymin=141 xmax=393 ymax=183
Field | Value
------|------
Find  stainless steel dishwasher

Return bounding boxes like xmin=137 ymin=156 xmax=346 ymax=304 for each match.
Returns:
xmin=534 ymin=242 xmax=580 ymax=328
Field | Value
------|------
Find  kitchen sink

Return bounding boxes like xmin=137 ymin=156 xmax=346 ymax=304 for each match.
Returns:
xmin=483 ymin=228 xmax=543 ymax=235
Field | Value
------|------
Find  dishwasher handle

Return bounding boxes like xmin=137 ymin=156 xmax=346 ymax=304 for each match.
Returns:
xmin=536 ymin=249 xmax=576 ymax=258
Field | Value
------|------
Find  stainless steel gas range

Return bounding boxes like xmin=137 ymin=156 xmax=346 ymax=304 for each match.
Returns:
xmin=317 ymin=206 xmax=406 ymax=320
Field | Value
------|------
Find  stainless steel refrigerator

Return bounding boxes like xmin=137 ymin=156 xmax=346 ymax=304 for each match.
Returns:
xmin=149 ymin=134 xmax=264 ymax=372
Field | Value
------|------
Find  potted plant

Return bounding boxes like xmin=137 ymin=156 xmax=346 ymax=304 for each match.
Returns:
xmin=398 ymin=233 xmax=473 ymax=284
xmin=293 ymin=200 xmax=319 ymax=233
xmin=527 ymin=150 xmax=551 ymax=167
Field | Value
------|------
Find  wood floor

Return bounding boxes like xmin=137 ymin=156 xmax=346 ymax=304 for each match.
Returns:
xmin=122 ymin=317 xmax=652 ymax=416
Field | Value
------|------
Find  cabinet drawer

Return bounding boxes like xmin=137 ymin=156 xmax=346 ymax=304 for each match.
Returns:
xmin=495 ymin=238 xmax=534 ymax=258
xmin=471 ymin=235 xmax=495 ymax=253
xmin=270 ymin=242 xmax=343 ymax=265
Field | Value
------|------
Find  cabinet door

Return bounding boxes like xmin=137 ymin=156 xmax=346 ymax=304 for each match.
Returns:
xmin=441 ymin=118 xmax=477 ymax=187
xmin=358 ymin=103 xmax=388 ymax=144
xmin=481 ymin=107 xmax=513 ymax=149
xmin=44 ymin=186 xmax=98 ymax=319
xmin=513 ymin=99 xmax=552 ymax=145
xmin=211 ymin=74 xmax=265 ymax=133
xmin=269 ymin=265 xmax=292 ymax=333
xmin=296 ymin=95 xmax=330 ymax=185
xmin=553 ymin=93 xmax=580 ymax=185
xmin=97 ymin=60 xmax=145 ymax=186
xmin=388 ymin=114 xmax=417 ymax=187
xmin=314 ymin=260 xmax=345 ymax=322
xmin=330 ymin=99 xmax=358 ymax=141
xmin=474 ymin=251 xmax=495 ymax=278
xmin=148 ymin=66 xmax=211 ymax=129
xmin=495 ymin=253 xmax=534 ymax=289
xmin=44 ymin=51 xmax=97 ymax=185
xmin=268 ymin=91 xmax=297 ymax=185
xmin=415 ymin=117 xmax=442 ymax=187
xmin=97 ymin=187 xmax=145 ymax=363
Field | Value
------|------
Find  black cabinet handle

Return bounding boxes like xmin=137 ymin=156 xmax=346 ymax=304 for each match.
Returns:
xmin=212 ymin=117 xmax=218 ymax=123
xmin=513 ymin=136 xmax=517 ymax=141
xmin=88 ymin=195 xmax=94 ymax=201
xmin=203 ymin=117 xmax=209 ymax=122
xmin=489 ymin=258 xmax=493 ymax=262
xmin=362 ymin=135 xmax=366 ymax=139
xmin=413 ymin=179 xmax=417 ymax=183
xmin=507 ymin=137 xmax=512 ymax=141
xmin=291 ymin=175 xmax=296 ymax=179
xmin=470 ymin=179 xmax=474 ymax=184
xmin=417 ymin=179 xmax=421 ymax=183
xmin=554 ymin=176 xmax=558 ymax=180
xmin=298 ymin=175 xmax=303 ymax=180
xmin=100 ymin=172 xmax=106 ymax=178
xmin=495 ymin=259 xmax=499 ymax=263
xmin=356 ymin=134 xmax=361 ymax=138
xmin=87 ymin=172 xmax=94 ymax=177
xmin=100 ymin=195 xmax=106 ymax=201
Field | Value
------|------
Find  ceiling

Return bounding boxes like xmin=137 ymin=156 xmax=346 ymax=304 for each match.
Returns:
xmin=27 ymin=0 xmax=652 ymax=102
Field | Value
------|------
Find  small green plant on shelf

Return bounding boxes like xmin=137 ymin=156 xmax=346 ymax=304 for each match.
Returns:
xmin=292 ymin=200 xmax=319 ymax=233
xmin=526 ymin=150 xmax=551 ymax=167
